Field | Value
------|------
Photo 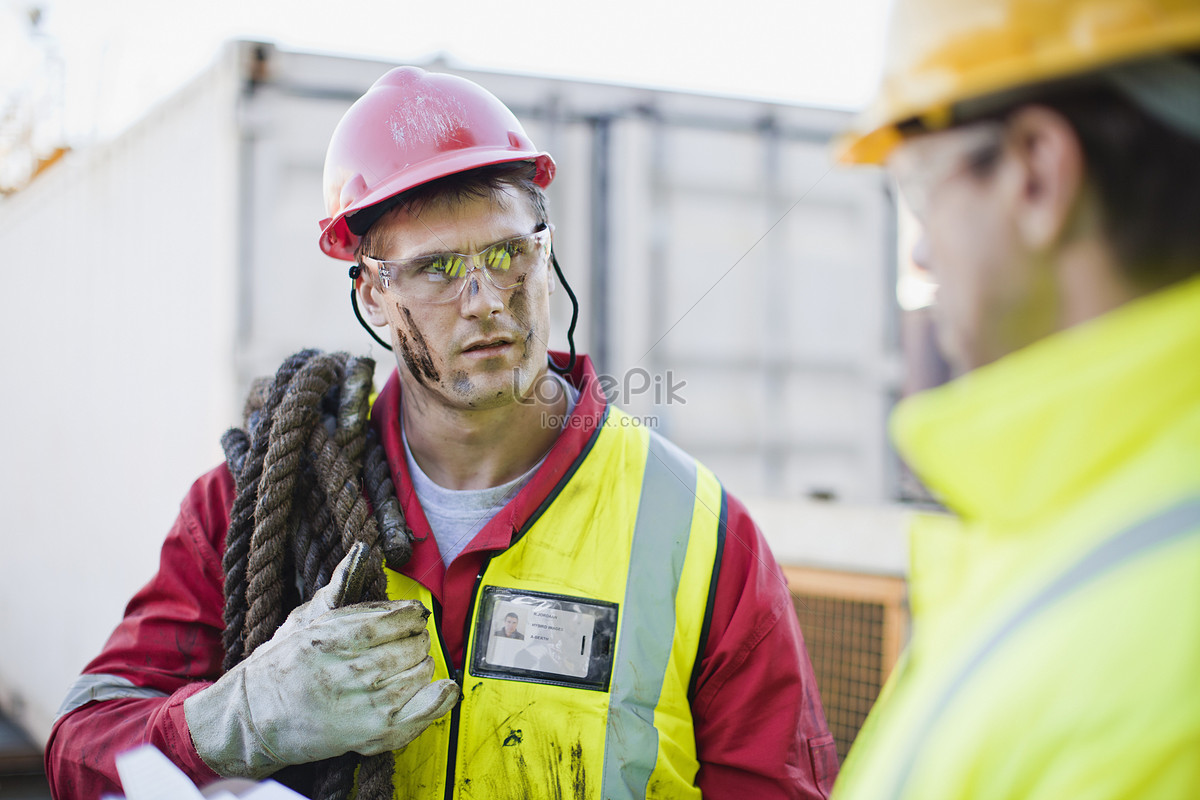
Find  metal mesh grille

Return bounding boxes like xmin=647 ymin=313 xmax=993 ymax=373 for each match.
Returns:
xmin=786 ymin=567 xmax=908 ymax=764
xmin=793 ymin=593 xmax=887 ymax=762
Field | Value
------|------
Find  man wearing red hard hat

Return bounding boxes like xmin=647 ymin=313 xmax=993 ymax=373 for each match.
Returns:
xmin=833 ymin=1 xmax=1200 ymax=798
xmin=47 ymin=67 xmax=837 ymax=799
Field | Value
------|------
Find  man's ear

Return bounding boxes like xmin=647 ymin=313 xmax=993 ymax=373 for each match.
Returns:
xmin=1005 ymin=105 xmax=1086 ymax=252
xmin=355 ymin=269 xmax=390 ymax=327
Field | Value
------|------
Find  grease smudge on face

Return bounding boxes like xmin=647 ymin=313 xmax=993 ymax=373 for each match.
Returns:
xmin=508 ymin=280 xmax=529 ymax=323
xmin=451 ymin=370 xmax=474 ymax=403
xmin=506 ymin=281 xmax=538 ymax=356
xmin=396 ymin=303 xmax=441 ymax=386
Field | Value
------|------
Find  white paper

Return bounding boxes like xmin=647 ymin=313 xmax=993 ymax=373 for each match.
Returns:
xmin=111 ymin=745 xmax=305 ymax=800
xmin=115 ymin=745 xmax=205 ymax=800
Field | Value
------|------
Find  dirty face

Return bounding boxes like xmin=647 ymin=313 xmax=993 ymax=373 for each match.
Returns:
xmin=358 ymin=188 xmax=554 ymax=411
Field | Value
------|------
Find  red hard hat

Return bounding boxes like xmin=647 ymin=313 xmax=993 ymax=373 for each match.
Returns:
xmin=318 ymin=66 xmax=556 ymax=261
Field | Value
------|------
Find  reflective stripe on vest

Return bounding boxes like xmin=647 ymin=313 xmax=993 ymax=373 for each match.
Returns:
xmin=385 ymin=409 xmax=724 ymax=799
xmin=888 ymin=495 xmax=1200 ymax=800
xmin=602 ymin=431 xmax=700 ymax=797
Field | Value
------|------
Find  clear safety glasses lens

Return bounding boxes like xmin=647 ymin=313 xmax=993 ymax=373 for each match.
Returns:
xmin=888 ymin=122 xmax=1005 ymax=221
xmin=369 ymin=227 xmax=552 ymax=304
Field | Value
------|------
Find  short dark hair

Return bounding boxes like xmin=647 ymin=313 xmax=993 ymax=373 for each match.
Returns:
xmin=353 ymin=161 xmax=549 ymax=264
xmin=1039 ymin=82 xmax=1200 ymax=289
xmin=505 ymin=612 xmax=519 ymax=621
xmin=939 ymin=54 xmax=1200 ymax=290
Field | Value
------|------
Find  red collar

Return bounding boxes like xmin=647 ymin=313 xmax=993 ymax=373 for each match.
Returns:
xmin=369 ymin=353 xmax=608 ymax=601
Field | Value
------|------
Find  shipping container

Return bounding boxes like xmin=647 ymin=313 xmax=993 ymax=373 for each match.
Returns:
xmin=0 ymin=40 xmax=905 ymax=745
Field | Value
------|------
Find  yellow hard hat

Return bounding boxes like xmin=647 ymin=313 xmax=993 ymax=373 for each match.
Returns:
xmin=840 ymin=0 xmax=1200 ymax=164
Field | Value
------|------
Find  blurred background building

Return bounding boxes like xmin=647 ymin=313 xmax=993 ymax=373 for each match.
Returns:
xmin=1 ymin=0 xmax=942 ymax=789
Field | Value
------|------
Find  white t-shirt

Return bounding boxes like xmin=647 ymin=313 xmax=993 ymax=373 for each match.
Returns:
xmin=402 ymin=373 xmax=580 ymax=567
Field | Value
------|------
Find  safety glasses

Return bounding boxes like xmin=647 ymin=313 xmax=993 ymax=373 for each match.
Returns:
xmin=888 ymin=122 xmax=1006 ymax=221
xmin=361 ymin=226 xmax=552 ymax=305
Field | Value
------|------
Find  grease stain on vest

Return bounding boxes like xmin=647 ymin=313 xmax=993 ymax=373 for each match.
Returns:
xmin=472 ymin=702 xmax=590 ymax=800
xmin=477 ymin=735 xmax=586 ymax=800
xmin=515 ymin=752 xmax=533 ymax=797
xmin=395 ymin=304 xmax=440 ymax=386
xmin=569 ymin=740 xmax=586 ymax=800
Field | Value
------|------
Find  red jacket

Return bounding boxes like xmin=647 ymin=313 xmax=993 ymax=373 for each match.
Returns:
xmin=46 ymin=356 xmax=837 ymax=799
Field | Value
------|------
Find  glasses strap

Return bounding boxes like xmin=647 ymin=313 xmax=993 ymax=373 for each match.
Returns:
xmin=548 ymin=249 xmax=578 ymax=376
xmin=349 ymin=265 xmax=394 ymax=351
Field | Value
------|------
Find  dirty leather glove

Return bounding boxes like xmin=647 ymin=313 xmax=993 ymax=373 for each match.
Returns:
xmin=183 ymin=548 xmax=461 ymax=779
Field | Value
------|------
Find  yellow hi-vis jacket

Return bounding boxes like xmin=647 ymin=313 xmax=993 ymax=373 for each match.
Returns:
xmin=385 ymin=408 xmax=723 ymax=799
xmin=834 ymin=275 xmax=1200 ymax=800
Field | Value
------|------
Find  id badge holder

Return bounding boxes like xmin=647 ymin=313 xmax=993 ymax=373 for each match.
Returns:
xmin=469 ymin=587 xmax=619 ymax=691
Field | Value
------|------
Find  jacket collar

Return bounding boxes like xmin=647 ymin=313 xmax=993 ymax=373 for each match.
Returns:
xmin=893 ymin=274 xmax=1200 ymax=527
xmin=369 ymin=353 xmax=607 ymax=600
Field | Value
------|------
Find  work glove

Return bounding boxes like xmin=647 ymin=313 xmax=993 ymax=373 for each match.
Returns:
xmin=184 ymin=546 xmax=460 ymax=779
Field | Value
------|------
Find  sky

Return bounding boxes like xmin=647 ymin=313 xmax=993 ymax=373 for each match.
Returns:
xmin=2 ymin=0 xmax=895 ymax=144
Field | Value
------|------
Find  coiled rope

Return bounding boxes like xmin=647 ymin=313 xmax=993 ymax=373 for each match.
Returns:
xmin=219 ymin=349 xmax=416 ymax=800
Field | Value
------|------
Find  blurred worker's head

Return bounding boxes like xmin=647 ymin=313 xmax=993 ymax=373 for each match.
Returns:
xmin=504 ymin=612 xmax=519 ymax=634
xmin=841 ymin=0 xmax=1200 ymax=372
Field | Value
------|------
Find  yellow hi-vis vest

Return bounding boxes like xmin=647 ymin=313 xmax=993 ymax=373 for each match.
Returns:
xmin=833 ymin=274 xmax=1200 ymax=800
xmin=384 ymin=408 xmax=725 ymax=800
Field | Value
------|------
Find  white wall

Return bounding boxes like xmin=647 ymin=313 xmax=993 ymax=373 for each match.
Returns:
xmin=0 ymin=45 xmax=242 ymax=743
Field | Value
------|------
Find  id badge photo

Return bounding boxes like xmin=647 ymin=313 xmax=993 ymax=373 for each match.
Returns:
xmin=470 ymin=586 xmax=619 ymax=691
